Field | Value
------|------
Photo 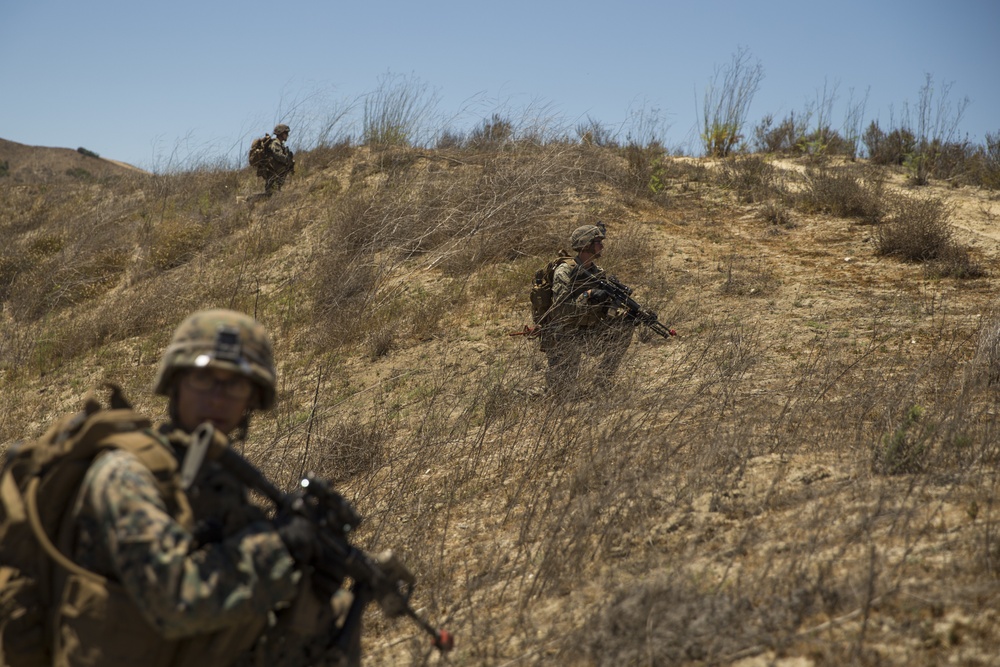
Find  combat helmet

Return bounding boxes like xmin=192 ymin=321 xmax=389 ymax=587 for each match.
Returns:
xmin=569 ymin=223 xmax=606 ymax=251
xmin=153 ymin=309 xmax=277 ymax=409
xmin=273 ymin=123 xmax=290 ymax=136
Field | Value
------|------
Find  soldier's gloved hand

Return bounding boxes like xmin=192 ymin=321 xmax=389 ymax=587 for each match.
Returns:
xmin=275 ymin=513 xmax=317 ymax=565
xmin=192 ymin=518 xmax=224 ymax=546
xmin=588 ymin=288 xmax=613 ymax=305
xmin=373 ymin=550 xmax=416 ymax=618
xmin=310 ymin=567 xmax=343 ymax=600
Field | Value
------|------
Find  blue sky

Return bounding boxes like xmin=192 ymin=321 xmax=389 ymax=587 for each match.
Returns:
xmin=1 ymin=0 xmax=996 ymax=171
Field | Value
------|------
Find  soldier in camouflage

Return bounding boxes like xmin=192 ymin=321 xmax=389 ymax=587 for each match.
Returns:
xmin=259 ymin=123 xmax=295 ymax=195
xmin=61 ymin=309 xmax=338 ymax=666
xmin=542 ymin=223 xmax=635 ymax=394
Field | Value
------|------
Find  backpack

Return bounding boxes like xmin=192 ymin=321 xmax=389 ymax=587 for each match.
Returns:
xmin=248 ymin=134 xmax=272 ymax=168
xmin=529 ymin=255 xmax=576 ymax=326
xmin=0 ymin=384 xmax=191 ymax=667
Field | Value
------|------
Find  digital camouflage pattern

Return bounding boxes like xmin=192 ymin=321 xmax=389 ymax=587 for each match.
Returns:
xmin=153 ymin=309 xmax=277 ymax=409
xmin=569 ymin=224 xmax=606 ymax=250
xmin=549 ymin=260 xmax=609 ymax=329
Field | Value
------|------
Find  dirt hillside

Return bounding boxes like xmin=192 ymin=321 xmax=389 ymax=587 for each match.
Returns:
xmin=2 ymin=141 xmax=1000 ymax=666
xmin=0 ymin=137 xmax=147 ymax=183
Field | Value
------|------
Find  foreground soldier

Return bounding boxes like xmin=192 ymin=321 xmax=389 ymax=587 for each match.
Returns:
xmin=541 ymin=224 xmax=635 ymax=393
xmin=58 ymin=309 xmax=333 ymax=666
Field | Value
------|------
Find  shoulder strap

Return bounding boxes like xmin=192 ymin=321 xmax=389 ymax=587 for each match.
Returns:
xmin=25 ymin=476 xmax=105 ymax=584
xmin=24 ymin=386 xmax=194 ymax=581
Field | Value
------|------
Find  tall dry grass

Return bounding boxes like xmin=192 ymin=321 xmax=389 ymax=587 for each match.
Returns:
xmin=2 ymin=122 xmax=1000 ymax=667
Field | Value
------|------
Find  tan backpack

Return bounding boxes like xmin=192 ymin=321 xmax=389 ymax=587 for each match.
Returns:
xmin=529 ymin=255 xmax=576 ymax=327
xmin=0 ymin=385 xmax=190 ymax=667
xmin=248 ymin=134 xmax=273 ymax=169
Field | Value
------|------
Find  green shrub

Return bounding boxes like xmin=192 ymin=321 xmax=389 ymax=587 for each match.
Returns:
xmin=863 ymin=122 xmax=915 ymax=166
xmin=76 ymin=147 xmax=100 ymax=158
xmin=797 ymin=126 xmax=854 ymax=159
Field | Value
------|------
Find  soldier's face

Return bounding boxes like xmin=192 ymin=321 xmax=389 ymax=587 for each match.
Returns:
xmin=581 ymin=238 xmax=603 ymax=264
xmin=175 ymin=368 xmax=255 ymax=435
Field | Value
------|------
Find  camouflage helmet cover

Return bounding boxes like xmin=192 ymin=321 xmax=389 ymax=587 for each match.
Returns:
xmin=273 ymin=123 xmax=290 ymax=136
xmin=570 ymin=224 xmax=606 ymax=251
xmin=153 ymin=309 xmax=277 ymax=409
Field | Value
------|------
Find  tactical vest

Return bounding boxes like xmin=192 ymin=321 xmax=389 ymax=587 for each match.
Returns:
xmin=0 ymin=386 xmax=265 ymax=667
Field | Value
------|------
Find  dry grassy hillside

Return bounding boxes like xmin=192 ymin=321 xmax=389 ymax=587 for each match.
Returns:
xmin=0 ymin=137 xmax=146 ymax=183
xmin=2 ymin=138 xmax=1000 ymax=666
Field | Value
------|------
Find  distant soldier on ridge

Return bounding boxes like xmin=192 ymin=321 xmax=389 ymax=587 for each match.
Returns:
xmin=249 ymin=123 xmax=295 ymax=197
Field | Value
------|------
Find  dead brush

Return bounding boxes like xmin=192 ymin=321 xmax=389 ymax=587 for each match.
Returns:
xmin=717 ymin=154 xmax=784 ymax=204
xmin=310 ymin=247 xmax=387 ymax=348
xmin=364 ymin=325 xmax=395 ymax=360
xmin=794 ymin=164 xmax=887 ymax=223
xmin=924 ymin=242 xmax=987 ymax=279
xmin=972 ymin=306 xmax=1000 ymax=386
xmin=598 ymin=220 xmax=659 ymax=282
xmin=760 ymin=198 xmax=794 ymax=228
xmin=7 ymin=213 xmax=133 ymax=321
xmin=874 ymin=194 xmax=956 ymax=262
xmin=552 ymin=316 xmax=990 ymax=665
xmin=311 ymin=420 xmax=389 ymax=486
xmin=620 ymin=143 xmax=670 ymax=201
xmin=147 ymin=217 xmax=208 ymax=270
xmin=718 ymin=254 xmax=780 ymax=297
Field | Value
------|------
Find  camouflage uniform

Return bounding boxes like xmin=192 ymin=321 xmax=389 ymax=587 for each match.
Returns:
xmin=542 ymin=226 xmax=634 ymax=392
xmin=62 ymin=431 xmax=299 ymax=664
xmin=49 ymin=310 xmax=341 ymax=666
xmin=259 ymin=124 xmax=295 ymax=196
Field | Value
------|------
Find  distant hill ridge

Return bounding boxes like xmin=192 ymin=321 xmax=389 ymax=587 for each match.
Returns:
xmin=0 ymin=137 xmax=147 ymax=183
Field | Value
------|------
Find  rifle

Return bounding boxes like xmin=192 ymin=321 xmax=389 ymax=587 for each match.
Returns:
xmin=577 ymin=267 xmax=677 ymax=339
xmin=215 ymin=448 xmax=454 ymax=665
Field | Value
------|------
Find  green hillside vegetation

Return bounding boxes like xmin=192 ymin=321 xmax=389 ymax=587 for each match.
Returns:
xmin=3 ymin=116 xmax=1000 ymax=664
